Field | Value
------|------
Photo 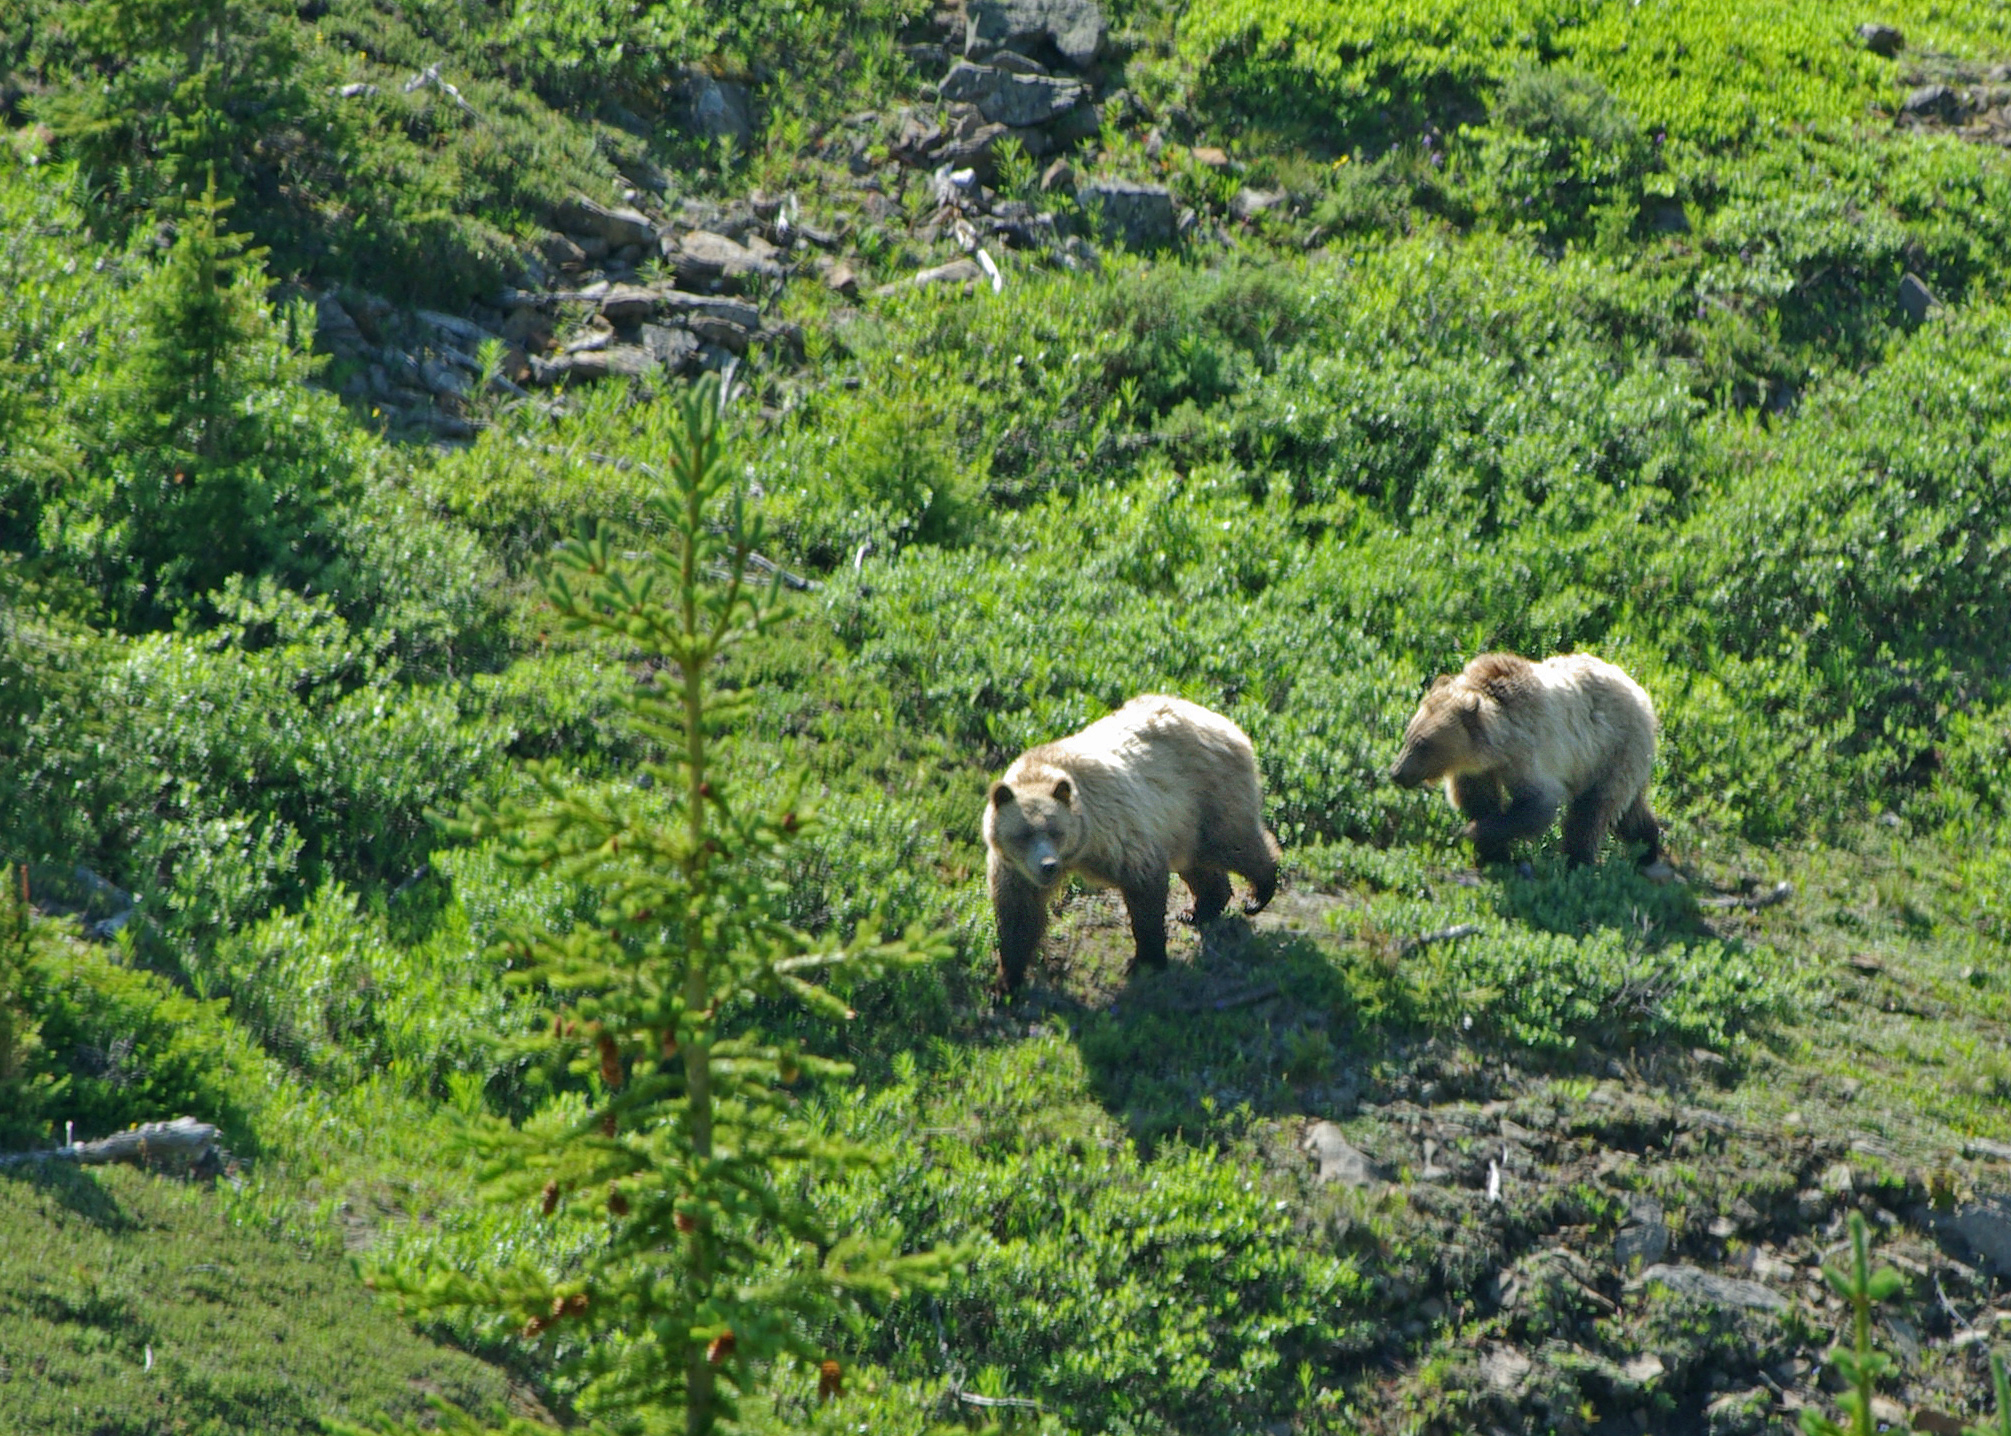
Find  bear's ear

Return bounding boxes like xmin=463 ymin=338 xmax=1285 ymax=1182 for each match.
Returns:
xmin=1457 ymin=690 xmax=1486 ymax=733
xmin=1051 ymin=777 xmax=1073 ymax=807
xmin=1429 ymin=674 xmax=1454 ymax=693
xmin=990 ymin=781 xmax=1016 ymax=809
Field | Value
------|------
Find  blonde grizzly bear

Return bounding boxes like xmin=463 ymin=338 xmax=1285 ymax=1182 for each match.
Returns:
xmin=1388 ymin=652 xmax=1660 ymax=868
xmin=983 ymin=695 xmax=1282 ymax=993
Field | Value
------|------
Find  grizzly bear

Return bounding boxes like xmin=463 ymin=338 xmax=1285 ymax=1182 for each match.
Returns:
xmin=983 ymin=695 xmax=1282 ymax=993
xmin=1388 ymin=652 xmax=1660 ymax=868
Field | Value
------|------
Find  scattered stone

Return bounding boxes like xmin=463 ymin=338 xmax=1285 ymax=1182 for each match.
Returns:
xmin=311 ymin=294 xmax=365 ymax=354
xmin=1858 ymin=22 xmax=1905 ymax=57
xmin=1079 ymin=178 xmax=1177 ymax=250
xmin=419 ymin=357 xmax=471 ymax=399
xmin=640 ymin=324 xmax=700 ymax=372
xmin=672 ymin=230 xmax=785 ymax=290
xmin=598 ymin=284 xmax=660 ymax=325
xmin=966 ymin=0 xmax=1106 ymax=68
xmin=989 ymin=49 xmax=1050 ymax=76
xmin=1819 ymin=1162 xmax=1855 ymax=1195
xmin=1743 ymin=1249 xmax=1796 ymax=1283
xmin=684 ymin=69 xmax=755 ymax=151
xmin=1614 ymin=1196 xmax=1670 ymax=1270
xmin=1705 ymin=1387 xmax=1772 ymax=1436
xmin=1965 ymin=1138 xmax=2011 ymax=1163
xmin=539 ymin=231 xmax=587 ymax=268
xmin=1621 ymin=1352 xmax=1665 ymax=1385
xmin=902 ymin=42 xmax=951 ymax=75
xmin=1191 ymin=145 xmax=1230 ymax=168
xmin=1902 ymin=84 xmax=1967 ymax=123
xmin=557 ymin=196 xmax=656 ymax=249
xmin=336 ymin=81 xmax=379 ymax=100
xmin=1913 ymin=1409 xmax=1966 ymax=1435
xmin=823 ymin=262 xmax=861 ymax=297
xmin=1230 ymin=187 xmax=1287 ymax=222
xmin=1933 ymin=1195 xmax=2011 ymax=1275
xmin=877 ymin=257 xmax=986 ymax=295
xmin=939 ymin=62 xmax=1086 ymax=129
xmin=1302 ymin=1121 xmax=1382 ymax=1188
xmin=688 ymin=315 xmax=751 ymax=354
xmin=934 ymin=122 xmax=1011 ymax=175
xmin=1629 ymin=1264 xmax=1787 ymax=1312
xmin=1899 ymin=272 xmax=1939 ymax=323
xmin=1479 ymin=1344 xmax=1532 ymax=1393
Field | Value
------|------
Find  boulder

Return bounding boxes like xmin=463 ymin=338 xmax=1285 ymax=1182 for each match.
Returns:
xmin=311 ymin=294 xmax=365 ymax=354
xmin=1902 ymin=83 xmax=1967 ymax=123
xmin=1627 ymin=1264 xmax=1786 ymax=1312
xmin=939 ymin=62 xmax=1087 ymax=128
xmin=874 ymin=258 xmax=985 ymax=296
xmin=1230 ymin=187 xmax=1287 ymax=222
xmin=1302 ymin=1121 xmax=1382 ymax=1188
xmin=640 ymin=323 xmax=700 ymax=373
xmin=684 ymin=69 xmax=754 ymax=151
xmin=967 ymin=0 xmax=1106 ymax=68
xmin=1899 ymin=271 xmax=1938 ymax=323
xmin=1857 ymin=22 xmax=1904 ymax=57
xmin=1080 ymin=178 xmax=1177 ymax=249
xmin=669 ymin=230 xmax=785 ymax=290
xmin=1932 ymin=1194 xmax=2011 ymax=1274
xmin=557 ymin=196 xmax=656 ymax=249
xmin=599 ymin=283 xmax=661 ymax=325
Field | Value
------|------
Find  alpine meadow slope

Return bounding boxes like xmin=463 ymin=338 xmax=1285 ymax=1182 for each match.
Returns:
xmin=2 ymin=0 xmax=2011 ymax=1432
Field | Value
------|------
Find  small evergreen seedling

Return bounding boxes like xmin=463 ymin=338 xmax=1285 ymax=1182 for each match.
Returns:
xmin=1799 ymin=1212 xmax=1906 ymax=1436
xmin=1965 ymin=1355 xmax=2011 ymax=1436
xmin=355 ymin=376 xmax=954 ymax=1436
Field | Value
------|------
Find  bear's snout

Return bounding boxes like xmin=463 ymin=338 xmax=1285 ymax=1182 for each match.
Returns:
xmin=1388 ymin=754 xmax=1425 ymax=788
xmin=1036 ymin=856 xmax=1062 ymax=883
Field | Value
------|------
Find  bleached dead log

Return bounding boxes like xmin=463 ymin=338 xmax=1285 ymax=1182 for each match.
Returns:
xmin=0 ymin=1116 xmax=219 ymax=1169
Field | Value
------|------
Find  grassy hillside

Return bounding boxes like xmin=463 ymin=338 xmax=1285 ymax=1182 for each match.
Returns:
xmin=3 ymin=0 xmax=2011 ymax=1431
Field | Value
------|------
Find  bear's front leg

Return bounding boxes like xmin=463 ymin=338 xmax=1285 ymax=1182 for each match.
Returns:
xmin=1120 ymin=872 xmax=1171 ymax=970
xmin=1466 ymin=785 xmax=1559 ymax=866
xmin=990 ymin=850 xmax=1051 ymax=994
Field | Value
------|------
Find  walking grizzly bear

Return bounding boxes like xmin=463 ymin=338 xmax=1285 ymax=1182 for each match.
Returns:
xmin=1388 ymin=652 xmax=1661 ymax=868
xmin=983 ymin=695 xmax=1282 ymax=994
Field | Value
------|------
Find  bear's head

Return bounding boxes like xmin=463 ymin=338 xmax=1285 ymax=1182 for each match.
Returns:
xmin=985 ymin=773 xmax=1082 ymax=889
xmin=1388 ymin=675 xmax=1492 ymax=789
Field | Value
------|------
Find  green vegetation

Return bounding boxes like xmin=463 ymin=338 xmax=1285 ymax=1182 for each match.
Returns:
xmin=2 ymin=0 xmax=2010 ymax=1430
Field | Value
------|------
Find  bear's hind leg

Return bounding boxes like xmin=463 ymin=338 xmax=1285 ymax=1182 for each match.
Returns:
xmin=1120 ymin=873 xmax=1171 ymax=971
xmin=1179 ymin=868 xmax=1234 ymax=926
xmin=1616 ymin=792 xmax=1661 ymax=864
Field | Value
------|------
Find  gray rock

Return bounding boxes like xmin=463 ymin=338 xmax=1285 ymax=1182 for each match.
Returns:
xmin=1479 ymin=1344 xmax=1532 ymax=1393
xmin=1900 ymin=271 xmax=1939 ymax=323
xmin=688 ymin=315 xmax=751 ymax=354
xmin=823 ymin=261 xmax=861 ymax=297
xmin=1081 ymin=178 xmax=1178 ymax=250
xmin=539 ymin=231 xmax=587 ymax=268
xmin=1934 ymin=1195 xmax=2011 ymax=1274
xmin=419 ymin=357 xmax=471 ymax=399
xmin=933 ymin=123 xmax=1010 ymax=175
xmin=989 ymin=49 xmax=1050 ymax=75
xmin=902 ymin=42 xmax=950 ymax=75
xmin=1040 ymin=158 xmax=1076 ymax=192
xmin=685 ymin=70 xmax=754 ymax=151
xmin=940 ymin=62 xmax=1086 ymax=129
xmin=671 ymin=230 xmax=784 ymax=290
xmin=967 ymin=0 xmax=1106 ymax=68
xmin=1858 ymin=22 xmax=1904 ymax=57
xmin=1628 ymin=1264 xmax=1786 ymax=1312
xmin=555 ymin=344 xmax=656 ymax=382
xmin=1704 ymin=1387 xmax=1772 ymax=1436
xmin=312 ymin=294 xmax=365 ymax=354
xmin=640 ymin=323 xmax=700 ymax=373
xmin=1230 ymin=187 xmax=1287 ymax=222
xmin=1614 ymin=1196 xmax=1670 ymax=1270
xmin=557 ymin=196 xmax=656 ymax=249
xmin=657 ymin=291 xmax=762 ymax=330
xmin=416 ymin=308 xmax=498 ymax=350
xmin=1965 ymin=1138 xmax=2011 ymax=1163
xmin=1902 ymin=83 xmax=1967 ymax=122
xmin=1301 ymin=1121 xmax=1382 ymax=1188
xmin=599 ymin=283 xmax=661 ymax=325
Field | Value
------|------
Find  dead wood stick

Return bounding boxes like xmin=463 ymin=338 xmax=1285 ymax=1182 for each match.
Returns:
xmin=1699 ymin=880 xmax=1793 ymax=910
xmin=1398 ymin=923 xmax=1481 ymax=957
xmin=0 ymin=1116 xmax=218 ymax=1170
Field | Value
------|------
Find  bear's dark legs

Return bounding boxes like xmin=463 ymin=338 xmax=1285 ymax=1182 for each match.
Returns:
xmin=1179 ymin=868 xmax=1234 ymax=925
xmin=1121 ymin=873 xmax=1171 ymax=970
xmin=1467 ymin=788 xmax=1559 ymax=867
xmin=989 ymin=853 xmax=1050 ymax=994
xmin=1450 ymin=774 xmax=1506 ymax=820
xmin=1616 ymin=792 xmax=1661 ymax=864
xmin=1560 ymin=791 xmax=1615 ymax=868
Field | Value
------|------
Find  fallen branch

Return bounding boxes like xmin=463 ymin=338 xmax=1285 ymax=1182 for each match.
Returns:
xmin=1699 ymin=880 xmax=1793 ymax=911
xmin=1398 ymin=923 xmax=1481 ymax=957
xmin=1176 ymin=983 xmax=1280 ymax=1014
xmin=0 ymin=1116 xmax=219 ymax=1170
